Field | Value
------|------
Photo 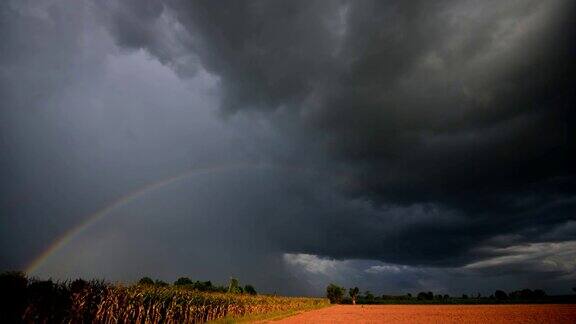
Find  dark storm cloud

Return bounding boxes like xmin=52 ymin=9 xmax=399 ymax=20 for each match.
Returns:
xmin=98 ymin=0 xmax=576 ymax=267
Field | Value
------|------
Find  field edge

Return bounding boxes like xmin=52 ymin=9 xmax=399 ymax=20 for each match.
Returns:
xmin=209 ymin=303 xmax=333 ymax=323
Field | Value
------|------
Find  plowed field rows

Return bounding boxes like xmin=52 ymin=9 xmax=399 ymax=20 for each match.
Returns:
xmin=272 ymin=304 xmax=576 ymax=323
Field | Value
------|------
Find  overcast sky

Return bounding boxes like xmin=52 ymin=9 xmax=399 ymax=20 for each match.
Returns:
xmin=1 ymin=0 xmax=575 ymax=296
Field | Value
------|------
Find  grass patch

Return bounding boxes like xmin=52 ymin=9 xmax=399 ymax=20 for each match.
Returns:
xmin=210 ymin=302 xmax=332 ymax=323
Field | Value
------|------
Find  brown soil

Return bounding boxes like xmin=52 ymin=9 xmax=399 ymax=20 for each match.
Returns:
xmin=269 ymin=304 xmax=576 ymax=323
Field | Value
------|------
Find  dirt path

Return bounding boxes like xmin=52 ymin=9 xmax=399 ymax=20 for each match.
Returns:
xmin=268 ymin=304 xmax=576 ymax=323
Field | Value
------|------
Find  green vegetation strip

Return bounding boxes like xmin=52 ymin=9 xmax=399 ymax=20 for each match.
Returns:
xmin=326 ymin=283 xmax=576 ymax=305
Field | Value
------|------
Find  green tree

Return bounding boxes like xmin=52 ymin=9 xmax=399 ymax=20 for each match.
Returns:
xmin=244 ymin=284 xmax=257 ymax=295
xmin=494 ymin=290 xmax=507 ymax=300
xmin=417 ymin=291 xmax=434 ymax=300
xmin=193 ymin=280 xmax=213 ymax=291
xmin=138 ymin=277 xmax=154 ymax=285
xmin=228 ymin=277 xmax=242 ymax=293
xmin=174 ymin=277 xmax=193 ymax=286
xmin=154 ymin=279 xmax=169 ymax=287
xmin=349 ymin=287 xmax=360 ymax=305
xmin=364 ymin=290 xmax=375 ymax=302
xmin=326 ymin=284 xmax=345 ymax=304
xmin=534 ymin=289 xmax=546 ymax=299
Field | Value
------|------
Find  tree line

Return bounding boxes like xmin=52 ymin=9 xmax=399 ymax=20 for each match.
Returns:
xmin=326 ymin=283 xmax=575 ymax=305
xmin=137 ymin=276 xmax=257 ymax=295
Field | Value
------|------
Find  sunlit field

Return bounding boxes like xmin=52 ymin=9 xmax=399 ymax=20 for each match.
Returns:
xmin=274 ymin=305 xmax=576 ymax=324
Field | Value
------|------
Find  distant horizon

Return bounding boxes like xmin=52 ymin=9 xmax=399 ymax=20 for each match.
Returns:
xmin=5 ymin=271 xmax=575 ymax=300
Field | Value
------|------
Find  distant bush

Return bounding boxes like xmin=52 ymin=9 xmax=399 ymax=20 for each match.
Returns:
xmin=244 ymin=284 xmax=257 ymax=295
xmin=381 ymin=294 xmax=412 ymax=301
xmin=534 ymin=289 xmax=546 ymax=299
xmin=417 ymin=291 xmax=434 ymax=300
xmin=138 ymin=277 xmax=154 ymax=285
xmin=495 ymin=290 xmax=508 ymax=300
xmin=326 ymin=284 xmax=346 ymax=304
xmin=0 ymin=271 xmax=28 ymax=323
xmin=363 ymin=290 xmax=375 ymax=302
xmin=508 ymin=288 xmax=547 ymax=300
xmin=174 ymin=277 xmax=193 ymax=286
xmin=155 ymin=279 xmax=169 ymax=287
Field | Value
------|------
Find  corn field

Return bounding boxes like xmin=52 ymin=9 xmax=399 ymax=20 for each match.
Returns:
xmin=94 ymin=285 xmax=327 ymax=323
xmin=0 ymin=272 xmax=329 ymax=323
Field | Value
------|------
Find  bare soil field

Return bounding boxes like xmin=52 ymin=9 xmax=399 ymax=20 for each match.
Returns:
xmin=270 ymin=304 xmax=576 ymax=323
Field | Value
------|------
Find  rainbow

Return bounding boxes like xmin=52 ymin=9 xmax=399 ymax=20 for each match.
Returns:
xmin=25 ymin=163 xmax=257 ymax=275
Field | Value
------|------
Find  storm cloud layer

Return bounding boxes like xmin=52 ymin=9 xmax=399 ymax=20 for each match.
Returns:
xmin=1 ymin=0 xmax=575 ymax=295
xmin=98 ymin=0 xmax=576 ymax=264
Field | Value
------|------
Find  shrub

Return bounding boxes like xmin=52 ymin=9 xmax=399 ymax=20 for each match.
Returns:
xmin=534 ymin=289 xmax=546 ymax=299
xmin=138 ymin=277 xmax=154 ymax=285
xmin=244 ymin=284 xmax=257 ymax=295
xmin=0 ymin=271 xmax=28 ymax=323
xmin=228 ymin=277 xmax=242 ymax=293
xmin=417 ymin=291 xmax=433 ymax=300
xmin=363 ymin=290 xmax=375 ymax=302
xmin=495 ymin=290 xmax=508 ymax=300
xmin=155 ymin=279 xmax=169 ymax=287
xmin=326 ymin=284 xmax=345 ymax=304
xmin=174 ymin=277 xmax=193 ymax=286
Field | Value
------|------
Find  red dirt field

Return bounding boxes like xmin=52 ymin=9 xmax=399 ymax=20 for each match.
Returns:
xmin=270 ymin=304 xmax=576 ymax=323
